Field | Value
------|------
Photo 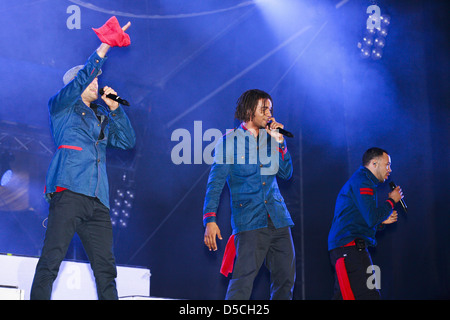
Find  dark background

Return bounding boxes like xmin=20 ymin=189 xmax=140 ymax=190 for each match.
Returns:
xmin=0 ymin=0 xmax=448 ymax=299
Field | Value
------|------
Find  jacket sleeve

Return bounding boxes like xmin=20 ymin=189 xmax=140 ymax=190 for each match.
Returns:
xmin=202 ymin=138 xmax=230 ymax=226
xmin=276 ymin=140 xmax=293 ymax=180
xmin=106 ymin=106 xmax=136 ymax=150
xmin=352 ymin=178 xmax=393 ymax=228
xmin=48 ymin=51 xmax=106 ymax=115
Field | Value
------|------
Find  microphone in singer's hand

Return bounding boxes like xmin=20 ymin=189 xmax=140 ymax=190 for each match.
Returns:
xmin=389 ymin=181 xmax=407 ymax=213
xmin=267 ymin=122 xmax=294 ymax=138
xmin=99 ymin=87 xmax=130 ymax=106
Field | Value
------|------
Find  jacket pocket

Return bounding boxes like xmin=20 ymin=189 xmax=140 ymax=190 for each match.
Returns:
xmin=232 ymin=198 xmax=252 ymax=209
xmin=231 ymin=199 xmax=254 ymax=228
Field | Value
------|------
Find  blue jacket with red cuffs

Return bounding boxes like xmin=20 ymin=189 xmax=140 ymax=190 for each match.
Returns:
xmin=202 ymin=124 xmax=294 ymax=235
xmin=328 ymin=166 xmax=394 ymax=251
xmin=44 ymin=50 xmax=136 ymax=209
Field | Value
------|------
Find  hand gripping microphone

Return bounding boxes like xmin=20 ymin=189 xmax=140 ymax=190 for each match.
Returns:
xmin=389 ymin=181 xmax=407 ymax=213
xmin=267 ymin=122 xmax=294 ymax=138
xmin=276 ymin=127 xmax=294 ymax=138
xmin=99 ymin=87 xmax=130 ymax=106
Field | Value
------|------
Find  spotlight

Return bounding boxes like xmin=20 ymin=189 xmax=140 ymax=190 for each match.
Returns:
xmin=378 ymin=26 xmax=388 ymax=37
xmin=111 ymin=207 xmax=120 ymax=217
xmin=371 ymin=47 xmax=383 ymax=60
xmin=1 ymin=152 xmax=14 ymax=187
xmin=362 ymin=35 xmax=374 ymax=46
xmin=381 ymin=14 xmax=391 ymax=26
xmin=366 ymin=28 xmax=376 ymax=36
xmin=374 ymin=37 xmax=385 ymax=48
xmin=110 ymin=170 xmax=136 ymax=228
xmin=121 ymin=209 xmax=130 ymax=218
xmin=118 ymin=219 xmax=127 ymax=228
xmin=111 ymin=188 xmax=135 ymax=228
xmin=1 ymin=170 xmax=12 ymax=186
xmin=357 ymin=42 xmax=371 ymax=59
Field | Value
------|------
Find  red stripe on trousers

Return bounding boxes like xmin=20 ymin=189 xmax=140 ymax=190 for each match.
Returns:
xmin=335 ymin=257 xmax=355 ymax=300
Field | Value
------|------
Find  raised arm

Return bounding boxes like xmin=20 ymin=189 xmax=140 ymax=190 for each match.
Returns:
xmin=95 ymin=21 xmax=131 ymax=58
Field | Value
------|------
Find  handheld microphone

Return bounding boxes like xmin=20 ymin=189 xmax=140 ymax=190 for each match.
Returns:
xmin=389 ymin=181 xmax=407 ymax=213
xmin=99 ymin=87 xmax=130 ymax=106
xmin=267 ymin=122 xmax=294 ymax=138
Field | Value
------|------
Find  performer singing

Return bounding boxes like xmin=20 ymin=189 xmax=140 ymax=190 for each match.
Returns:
xmin=30 ymin=17 xmax=135 ymax=300
xmin=328 ymin=147 xmax=403 ymax=299
xmin=203 ymin=89 xmax=295 ymax=300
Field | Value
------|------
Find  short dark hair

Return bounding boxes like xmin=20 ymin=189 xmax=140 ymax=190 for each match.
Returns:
xmin=234 ymin=89 xmax=273 ymax=122
xmin=362 ymin=147 xmax=389 ymax=166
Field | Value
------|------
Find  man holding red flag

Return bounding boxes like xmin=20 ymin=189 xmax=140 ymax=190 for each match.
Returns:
xmin=31 ymin=17 xmax=135 ymax=300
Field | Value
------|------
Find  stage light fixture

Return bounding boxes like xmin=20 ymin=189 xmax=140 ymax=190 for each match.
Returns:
xmin=110 ymin=172 xmax=135 ymax=228
xmin=1 ymin=152 xmax=14 ymax=187
xmin=357 ymin=2 xmax=391 ymax=60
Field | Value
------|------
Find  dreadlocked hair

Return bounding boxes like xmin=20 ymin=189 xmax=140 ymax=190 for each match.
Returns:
xmin=234 ymin=89 xmax=273 ymax=122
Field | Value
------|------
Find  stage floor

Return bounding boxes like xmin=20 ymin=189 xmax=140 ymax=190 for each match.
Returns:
xmin=0 ymin=253 xmax=151 ymax=300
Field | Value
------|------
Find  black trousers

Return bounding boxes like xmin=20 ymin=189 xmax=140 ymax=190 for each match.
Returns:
xmin=225 ymin=218 xmax=296 ymax=300
xmin=31 ymin=190 xmax=118 ymax=300
xmin=329 ymin=244 xmax=381 ymax=300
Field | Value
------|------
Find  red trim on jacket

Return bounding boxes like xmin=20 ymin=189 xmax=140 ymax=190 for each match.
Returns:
xmin=58 ymin=145 xmax=83 ymax=151
xmin=203 ymin=212 xmax=216 ymax=220
xmin=278 ymin=146 xmax=287 ymax=161
xmin=386 ymin=199 xmax=394 ymax=209
xmin=359 ymin=188 xmax=374 ymax=195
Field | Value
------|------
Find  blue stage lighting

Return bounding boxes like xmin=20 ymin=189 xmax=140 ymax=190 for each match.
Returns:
xmin=1 ymin=152 xmax=14 ymax=187
xmin=110 ymin=172 xmax=135 ymax=228
xmin=1 ymin=169 xmax=12 ymax=186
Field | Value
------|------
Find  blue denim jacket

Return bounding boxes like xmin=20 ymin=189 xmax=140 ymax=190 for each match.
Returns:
xmin=44 ymin=51 xmax=136 ymax=208
xmin=328 ymin=166 xmax=394 ymax=250
xmin=203 ymin=125 xmax=294 ymax=234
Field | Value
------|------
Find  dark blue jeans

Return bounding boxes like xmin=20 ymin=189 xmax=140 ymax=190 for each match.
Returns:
xmin=225 ymin=218 xmax=296 ymax=300
xmin=30 ymin=190 xmax=118 ymax=300
xmin=329 ymin=245 xmax=381 ymax=300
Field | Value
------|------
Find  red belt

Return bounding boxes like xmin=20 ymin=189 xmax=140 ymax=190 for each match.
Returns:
xmin=343 ymin=240 xmax=356 ymax=247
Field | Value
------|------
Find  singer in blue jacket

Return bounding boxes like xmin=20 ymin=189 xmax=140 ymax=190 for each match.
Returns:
xmin=328 ymin=147 xmax=404 ymax=299
xmin=203 ymin=89 xmax=295 ymax=300
xmin=31 ymin=18 xmax=135 ymax=300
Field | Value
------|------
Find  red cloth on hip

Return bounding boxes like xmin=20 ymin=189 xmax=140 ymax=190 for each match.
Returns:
xmin=220 ymin=235 xmax=236 ymax=277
